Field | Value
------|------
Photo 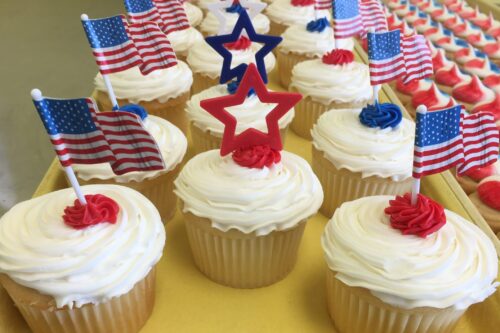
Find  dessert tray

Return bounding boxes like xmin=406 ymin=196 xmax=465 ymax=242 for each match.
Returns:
xmin=1 ymin=45 xmax=498 ymax=333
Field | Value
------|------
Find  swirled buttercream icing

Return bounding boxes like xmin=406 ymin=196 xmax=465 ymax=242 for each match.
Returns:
xmin=411 ymin=83 xmax=456 ymax=110
xmin=359 ymin=103 xmax=403 ymax=129
xmin=265 ymin=0 xmax=328 ymax=26
xmin=200 ymin=11 xmax=270 ymax=35
xmin=435 ymin=63 xmax=470 ymax=87
xmin=167 ymin=27 xmax=204 ymax=57
xmin=321 ymin=195 xmax=498 ymax=310
xmin=174 ymin=150 xmax=323 ymax=236
xmin=94 ymin=61 xmax=193 ymax=103
xmin=312 ymin=109 xmax=414 ymax=181
xmin=0 ymin=185 xmax=166 ymax=308
xmin=185 ymin=2 xmax=203 ymax=27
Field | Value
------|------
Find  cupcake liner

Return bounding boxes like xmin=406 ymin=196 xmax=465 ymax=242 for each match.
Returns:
xmin=189 ymin=122 xmax=289 ymax=155
xmin=182 ymin=210 xmax=307 ymax=288
xmin=312 ymin=147 xmax=413 ymax=218
xmin=191 ymin=72 xmax=219 ymax=96
xmin=277 ymin=50 xmax=310 ymax=88
xmin=0 ymin=268 xmax=156 ymax=333
xmin=76 ymin=165 xmax=181 ymax=224
xmin=468 ymin=192 xmax=500 ymax=234
xmin=325 ymin=269 xmax=466 ymax=333
xmin=268 ymin=21 xmax=287 ymax=39
xmin=96 ymin=90 xmax=190 ymax=134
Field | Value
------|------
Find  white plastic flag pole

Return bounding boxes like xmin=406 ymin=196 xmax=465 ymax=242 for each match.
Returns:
xmin=411 ymin=104 xmax=428 ymax=206
xmin=373 ymin=84 xmax=381 ymax=103
xmin=31 ymin=89 xmax=87 ymax=205
xmin=81 ymin=14 xmax=119 ymax=110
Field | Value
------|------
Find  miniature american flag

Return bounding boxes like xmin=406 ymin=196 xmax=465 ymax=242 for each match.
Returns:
xmin=401 ymin=33 xmax=433 ymax=83
xmin=332 ymin=0 xmax=364 ymax=38
xmin=315 ymin=0 xmax=332 ymax=10
xmin=413 ymin=105 xmax=464 ymax=178
xmin=456 ymin=112 xmax=499 ymax=174
xmin=82 ymin=15 xmax=177 ymax=75
xmin=359 ymin=0 xmax=387 ymax=35
xmin=34 ymin=96 xmax=165 ymax=175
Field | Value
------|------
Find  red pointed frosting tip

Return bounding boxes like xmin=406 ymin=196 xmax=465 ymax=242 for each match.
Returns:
xmin=224 ymin=36 xmax=251 ymax=51
xmin=464 ymin=163 xmax=498 ymax=182
xmin=478 ymin=176 xmax=500 ymax=210
xmin=232 ymin=144 xmax=281 ymax=168
xmin=322 ymin=49 xmax=354 ymax=65
xmin=384 ymin=193 xmax=446 ymax=238
xmin=291 ymin=0 xmax=314 ymax=7
xmin=63 ymin=194 xmax=119 ymax=230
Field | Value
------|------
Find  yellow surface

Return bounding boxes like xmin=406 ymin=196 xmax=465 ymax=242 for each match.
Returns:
xmin=1 ymin=51 xmax=500 ymax=333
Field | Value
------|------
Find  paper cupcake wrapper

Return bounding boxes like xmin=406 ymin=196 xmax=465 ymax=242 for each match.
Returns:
xmin=277 ymin=50 xmax=310 ymax=88
xmin=189 ymin=122 xmax=289 ymax=155
xmin=326 ymin=269 xmax=466 ymax=333
xmin=191 ymin=73 xmax=219 ymax=96
xmin=268 ymin=21 xmax=287 ymax=40
xmin=77 ymin=166 xmax=181 ymax=224
xmin=312 ymin=147 xmax=413 ymax=218
xmin=96 ymin=90 xmax=190 ymax=134
xmin=182 ymin=210 xmax=307 ymax=288
xmin=0 ymin=269 xmax=156 ymax=333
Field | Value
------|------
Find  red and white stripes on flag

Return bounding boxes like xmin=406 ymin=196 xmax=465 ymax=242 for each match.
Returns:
xmin=360 ymin=0 xmax=388 ymax=35
xmin=315 ymin=0 xmax=332 ymax=10
xmin=153 ymin=0 xmax=190 ymax=35
xmin=401 ymin=33 xmax=433 ymax=83
xmin=456 ymin=112 xmax=500 ymax=174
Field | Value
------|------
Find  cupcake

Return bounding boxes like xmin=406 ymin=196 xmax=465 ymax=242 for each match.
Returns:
xmin=484 ymin=74 xmax=500 ymax=94
xmin=483 ymin=41 xmax=500 ymax=66
xmin=186 ymin=84 xmax=294 ymax=153
xmin=394 ymin=78 xmax=431 ymax=107
xmin=432 ymin=48 xmax=455 ymax=71
xmin=187 ymin=39 xmax=276 ymax=94
xmin=435 ymin=63 xmax=471 ymax=95
xmin=167 ymin=26 xmax=204 ymax=62
xmin=466 ymin=30 xmax=496 ymax=49
xmin=73 ymin=113 xmax=187 ymax=223
xmin=471 ymin=93 xmax=500 ymax=126
xmin=409 ymin=82 xmax=456 ymax=117
xmin=185 ymin=1 xmax=204 ymax=27
xmin=469 ymin=176 xmax=500 ymax=234
xmin=289 ymin=49 xmax=372 ymax=139
xmin=94 ymin=62 xmax=193 ymax=133
xmin=451 ymin=75 xmax=496 ymax=111
xmin=462 ymin=57 xmax=500 ymax=79
xmin=322 ymin=195 xmax=498 ymax=333
xmin=277 ymin=19 xmax=354 ymax=88
xmin=453 ymin=44 xmax=485 ymax=65
xmin=0 ymin=185 xmax=166 ymax=333
xmin=311 ymin=106 xmax=414 ymax=217
xmin=265 ymin=0 xmax=328 ymax=37
xmin=455 ymin=161 xmax=499 ymax=194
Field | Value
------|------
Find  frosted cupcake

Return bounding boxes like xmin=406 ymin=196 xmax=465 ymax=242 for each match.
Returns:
xmin=186 ymin=84 xmax=294 ymax=153
xmin=469 ymin=176 xmax=500 ymax=234
xmin=187 ymin=38 xmax=275 ymax=94
xmin=73 ymin=112 xmax=187 ymax=223
xmin=277 ymin=19 xmax=354 ymax=88
xmin=483 ymin=41 xmax=500 ymax=66
xmin=289 ymin=49 xmax=372 ymax=139
xmin=0 ymin=185 xmax=165 ymax=333
xmin=409 ymin=82 xmax=456 ymax=117
xmin=451 ymin=75 xmax=496 ymax=111
xmin=322 ymin=195 xmax=498 ymax=333
xmin=462 ymin=57 xmax=500 ymax=79
xmin=167 ymin=27 xmax=204 ymax=62
xmin=455 ymin=161 xmax=499 ymax=194
xmin=394 ymin=78 xmax=432 ymax=107
xmin=484 ymin=74 xmax=500 ymax=94
xmin=311 ymin=106 xmax=414 ymax=217
xmin=435 ymin=63 xmax=470 ymax=95
xmin=265 ymin=0 xmax=328 ymax=37
xmin=185 ymin=1 xmax=203 ymax=27
xmin=94 ymin=62 xmax=193 ymax=133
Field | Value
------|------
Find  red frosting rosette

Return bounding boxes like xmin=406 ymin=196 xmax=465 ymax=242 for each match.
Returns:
xmin=225 ymin=36 xmax=252 ymax=51
xmin=322 ymin=49 xmax=354 ymax=65
xmin=291 ymin=0 xmax=314 ymax=6
xmin=232 ymin=144 xmax=281 ymax=168
xmin=477 ymin=176 xmax=500 ymax=211
xmin=63 ymin=194 xmax=119 ymax=230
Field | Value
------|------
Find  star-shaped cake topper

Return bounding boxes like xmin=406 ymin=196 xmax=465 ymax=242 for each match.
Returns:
xmin=200 ymin=63 xmax=302 ymax=156
xmin=205 ymin=8 xmax=282 ymax=84
xmin=207 ymin=0 xmax=266 ymax=35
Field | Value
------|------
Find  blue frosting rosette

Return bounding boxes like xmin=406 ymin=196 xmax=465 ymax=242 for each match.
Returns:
xmin=359 ymin=102 xmax=402 ymax=129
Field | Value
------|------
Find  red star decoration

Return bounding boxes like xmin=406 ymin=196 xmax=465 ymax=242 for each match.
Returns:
xmin=200 ymin=64 xmax=302 ymax=156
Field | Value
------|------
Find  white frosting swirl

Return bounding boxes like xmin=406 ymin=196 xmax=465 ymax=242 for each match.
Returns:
xmin=197 ymin=0 xmax=266 ymax=10
xmin=186 ymin=40 xmax=276 ymax=79
xmin=265 ymin=0 xmax=329 ymax=26
xmin=174 ymin=150 xmax=323 ymax=236
xmin=279 ymin=24 xmax=354 ymax=57
xmin=290 ymin=59 xmax=373 ymax=105
xmin=94 ymin=61 xmax=193 ymax=103
xmin=0 ymin=185 xmax=166 ymax=308
xmin=322 ymin=195 xmax=498 ymax=310
xmin=200 ymin=12 xmax=270 ymax=35
xmin=73 ymin=116 xmax=187 ymax=182
xmin=186 ymin=84 xmax=294 ymax=135
xmin=312 ymin=109 xmax=414 ymax=181
xmin=167 ymin=27 xmax=204 ymax=57
xmin=184 ymin=2 xmax=203 ymax=27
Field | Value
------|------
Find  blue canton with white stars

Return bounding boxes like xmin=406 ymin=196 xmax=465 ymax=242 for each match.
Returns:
xmin=368 ymin=30 xmax=401 ymax=61
xmin=83 ymin=16 xmax=129 ymax=49
xmin=34 ymin=98 xmax=97 ymax=135
xmin=124 ymin=0 xmax=154 ymax=14
xmin=415 ymin=106 xmax=462 ymax=147
xmin=333 ymin=0 xmax=359 ymax=20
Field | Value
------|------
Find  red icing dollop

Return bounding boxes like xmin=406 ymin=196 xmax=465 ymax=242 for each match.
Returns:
xmin=464 ymin=164 xmax=498 ymax=182
xmin=488 ymin=27 xmax=500 ymax=39
xmin=291 ymin=0 xmax=314 ymax=6
xmin=477 ymin=179 xmax=500 ymax=210
xmin=466 ymin=33 xmax=484 ymax=45
xmin=464 ymin=58 xmax=485 ymax=69
xmin=483 ymin=74 xmax=500 ymax=89
xmin=452 ymin=76 xmax=486 ymax=103
xmin=435 ymin=65 xmax=467 ymax=87
xmin=472 ymin=95 xmax=500 ymax=121
xmin=322 ymin=49 xmax=354 ymax=65
xmin=384 ymin=193 xmax=447 ymax=238
xmin=454 ymin=47 xmax=472 ymax=60
xmin=411 ymin=84 xmax=454 ymax=111
xmin=483 ymin=42 xmax=500 ymax=57
xmin=63 ymin=194 xmax=119 ymax=230
xmin=232 ymin=144 xmax=281 ymax=169
xmin=396 ymin=78 xmax=419 ymax=95
xmin=432 ymin=51 xmax=448 ymax=71
xmin=224 ymin=36 xmax=251 ymax=51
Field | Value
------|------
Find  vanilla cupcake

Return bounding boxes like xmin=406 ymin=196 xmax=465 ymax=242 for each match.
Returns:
xmin=185 ymin=1 xmax=203 ymax=27
xmin=311 ymin=107 xmax=414 ymax=217
xmin=94 ymin=62 xmax=193 ymax=133
xmin=289 ymin=50 xmax=372 ymax=139
xmin=322 ymin=195 xmax=498 ymax=333
xmin=73 ymin=114 xmax=187 ymax=223
xmin=0 ymin=185 xmax=165 ymax=333
xmin=469 ymin=176 xmax=500 ymax=234
xmin=277 ymin=19 xmax=354 ymax=88
xmin=187 ymin=39 xmax=275 ymax=94
xmin=199 ymin=5 xmax=270 ymax=36
xmin=186 ymin=84 xmax=294 ymax=153
xmin=167 ymin=27 xmax=204 ymax=62
xmin=451 ymin=75 xmax=496 ymax=111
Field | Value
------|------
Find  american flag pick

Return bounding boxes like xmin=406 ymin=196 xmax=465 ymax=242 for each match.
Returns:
xmin=81 ymin=14 xmax=177 ymax=76
xmin=360 ymin=0 xmax=387 ymax=35
xmin=315 ymin=0 xmax=332 ymax=11
xmin=332 ymin=0 xmax=364 ymax=38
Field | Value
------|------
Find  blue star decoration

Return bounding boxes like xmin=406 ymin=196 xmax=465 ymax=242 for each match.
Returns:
xmin=205 ymin=9 xmax=282 ymax=84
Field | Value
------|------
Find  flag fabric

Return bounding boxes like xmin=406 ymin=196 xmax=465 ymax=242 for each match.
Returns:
xmin=401 ymin=33 xmax=433 ymax=83
xmin=332 ymin=0 xmax=364 ymax=38
xmin=456 ymin=112 xmax=499 ymax=174
xmin=82 ymin=15 xmax=177 ymax=75
xmin=413 ymin=105 xmax=464 ymax=178
xmin=360 ymin=0 xmax=388 ymax=35
xmin=315 ymin=0 xmax=332 ymax=10
xmin=34 ymin=96 xmax=165 ymax=175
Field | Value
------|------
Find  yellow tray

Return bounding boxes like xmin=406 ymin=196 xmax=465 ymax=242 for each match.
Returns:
xmin=1 ymin=45 xmax=499 ymax=333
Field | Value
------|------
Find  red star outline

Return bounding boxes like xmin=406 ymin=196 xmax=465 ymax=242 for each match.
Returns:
xmin=200 ymin=64 xmax=302 ymax=156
